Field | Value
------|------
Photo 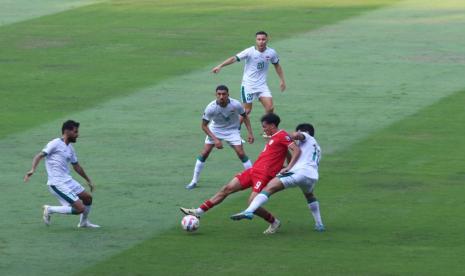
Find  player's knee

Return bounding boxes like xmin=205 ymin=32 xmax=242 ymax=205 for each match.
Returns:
xmin=73 ymin=204 xmax=85 ymax=214
xmin=221 ymin=185 xmax=235 ymax=196
xmin=82 ymin=196 xmax=92 ymax=206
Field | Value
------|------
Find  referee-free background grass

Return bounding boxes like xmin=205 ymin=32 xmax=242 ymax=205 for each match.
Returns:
xmin=1 ymin=0 xmax=465 ymax=275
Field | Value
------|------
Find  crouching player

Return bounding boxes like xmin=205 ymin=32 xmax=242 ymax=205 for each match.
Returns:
xmin=181 ymin=113 xmax=300 ymax=234
xmin=24 ymin=120 xmax=99 ymax=228
xmin=231 ymin=123 xmax=325 ymax=232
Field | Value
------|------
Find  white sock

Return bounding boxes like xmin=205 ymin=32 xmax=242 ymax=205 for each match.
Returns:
xmin=79 ymin=205 xmax=91 ymax=223
xmin=195 ymin=208 xmax=205 ymax=216
xmin=245 ymin=193 xmax=269 ymax=213
xmin=242 ymin=159 xmax=252 ymax=169
xmin=48 ymin=206 xmax=73 ymax=214
xmin=308 ymin=201 xmax=323 ymax=226
xmin=192 ymin=159 xmax=205 ymax=183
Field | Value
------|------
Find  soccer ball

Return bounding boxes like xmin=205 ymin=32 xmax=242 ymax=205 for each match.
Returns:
xmin=181 ymin=215 xmax=199 ymax=232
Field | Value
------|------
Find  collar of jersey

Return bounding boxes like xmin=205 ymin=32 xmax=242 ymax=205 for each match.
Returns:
xmin=216 ymin=99 xmax=231 ymax=106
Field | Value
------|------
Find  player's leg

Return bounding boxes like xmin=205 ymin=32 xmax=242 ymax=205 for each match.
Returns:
xmin=44 ymin=184 xmax=85 ymax=225
xmin=301 ymin=179 xmax=324 ymax=231
xmin=186 ymin=142 xmax=215 ymax=189
xmin=180 ymin=177 xmax=244 ymax=217
xmin=231 ymin=176 xmax=285 ymax=220
xmin=240 ymin=85 xmax=254 ymax=125
xmin=231 ymin=144 xmax=252 ymax=169
xmin=77 ymin=189 xmax=100 ymax=228
xmin=258 ymin=96 xmax=274 ymax=113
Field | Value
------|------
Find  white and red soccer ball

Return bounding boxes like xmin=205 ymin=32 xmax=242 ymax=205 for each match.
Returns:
xmin=181 ymin=215 xmax=199 ymax=232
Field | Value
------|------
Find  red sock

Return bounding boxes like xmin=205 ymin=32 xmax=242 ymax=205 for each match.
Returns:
xmin=199 ymin=200 xmax=214 ymax=212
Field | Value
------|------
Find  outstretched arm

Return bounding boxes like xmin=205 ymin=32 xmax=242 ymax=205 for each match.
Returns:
xmin=291 ymin=131 xmax=306 ymax=141
xmin=241 ymin=113 xmax=255 ymax=144
xmin=280 ymin=143 xmax=300 ymax=174
xmin=211 ymin=56 xmax=237 ymax=74
xmin=201 ymin=119 xmax=223 ymax=149
xmin=273 ymin=63 xmax=286 ymax=92
xmin=72 ymin=163 xmax=94 ymax=192
xmin=24 ymin=152 xmax=46 ymax=182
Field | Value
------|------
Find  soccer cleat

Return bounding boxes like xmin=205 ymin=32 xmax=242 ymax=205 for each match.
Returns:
xmin=185 ymin=182 xmax=197 ymax=190
xmin=314 ymin=224 xmax=325 ymax=232
xmin=263 ymin=218 xmax=281 ymax=234
xmin=77 ymin=221 xmax=101 ymax=228
xmin=42 ymin=205 xmax=51 ymax=226
xmin=180 ymin=207 xmax=200 ymax=218
xmin=230 ymin=211 xmax=254 ymax=221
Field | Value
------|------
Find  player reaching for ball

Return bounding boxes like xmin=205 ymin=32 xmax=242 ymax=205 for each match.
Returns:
xmin=230 ymin=123 xmax=325 ymax=232
xmin=212 ymin=31 xmax=286 ymax=120
xmin=186 ymin=85 xmax=254 ymax=189
xmin=181 ymin=113 xmax=300 ymax=234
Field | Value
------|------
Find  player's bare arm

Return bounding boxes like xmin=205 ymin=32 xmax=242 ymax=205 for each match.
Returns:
xmin=201 ymin=119 xmax=223 ymax=149
xmin=291 ymin=131 xmax=306 ymax=141
xmin=72 ymin=163 xmax=94 ymax=192
xmin=241 ymin=113 xmax=255 ymax=144
xmin=280 ymin=142 xmax=300 ymax=174
xmin=273 ymin=63 xmax=286 ymax=92
xmin=211 ymin=56 xmax=237 ymax=74
xmin=24 ymin=152 xmax=46 ymax=182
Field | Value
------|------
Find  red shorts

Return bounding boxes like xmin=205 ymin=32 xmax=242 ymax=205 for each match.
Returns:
xmin=236 ymin=168 xmax=273 ymax=193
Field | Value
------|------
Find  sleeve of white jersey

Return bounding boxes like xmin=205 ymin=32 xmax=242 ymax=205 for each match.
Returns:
xmin=237 ymin=101 xmax=246 ymax=115
xmin=202 ymin=105 xmax=213 ymax=122
xmin=42 ymin=139 xmax=57 ymax=155
xmin=235 ymin=47 xmax=250 ymax=62
xmin=271 ymin=49 xmax=279 ymax=64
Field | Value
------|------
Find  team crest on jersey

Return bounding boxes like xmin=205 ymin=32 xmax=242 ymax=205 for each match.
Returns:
xmin=285 ymin=135 xmax=291 ymax=141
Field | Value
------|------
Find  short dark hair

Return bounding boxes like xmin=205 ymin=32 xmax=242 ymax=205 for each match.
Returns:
xmin=216 ymin=84 xmax=229 ymax=93
xmin=255 ymin=31 xmax=268 ymax=37
xmin=261 ymin=113 xmax=280 ymax=127
xmin=62 ymin=120 xmax=80 ymax=134
xmin=296 ymin=123 xmax=315 ymax=137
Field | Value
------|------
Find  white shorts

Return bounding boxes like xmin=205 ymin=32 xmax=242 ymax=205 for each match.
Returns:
xmin=279 ymin=172 xmax=317 ymax=194
xmin=205 ymin=129 xmax=243 ymax=146
xmin=241 ymin=84 xmax=272 ymax=104
xmin=47 ymin=179 xmax=85 ymax=206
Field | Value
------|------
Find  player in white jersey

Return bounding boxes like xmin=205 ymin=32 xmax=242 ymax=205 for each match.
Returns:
xmin=212 ymin=31 xmax=286 ymax=118
xmin=24 ymin=120 xmax=99 ymax=228
xmin=186 ymin=85 xmax=255 ymax=189
xmin=230 ymin=123 xmax=325 ymax=232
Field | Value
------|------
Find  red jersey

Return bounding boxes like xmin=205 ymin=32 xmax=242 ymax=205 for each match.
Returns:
xmin=252 ymin=130 xmax=293 ymax=177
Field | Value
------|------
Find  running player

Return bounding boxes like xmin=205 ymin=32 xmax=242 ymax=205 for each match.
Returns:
xmin=230 ymin=123 xmax=325 ymax=232
xmin=186 ymin=85 xmax=255 ymax=189
xmin=181 ymin=113 xmax=301 ymax=234
xmin=24 ymin=120 xmax=99 ymax=228
xmin=211 ymin=31 xmax=286 ymax=118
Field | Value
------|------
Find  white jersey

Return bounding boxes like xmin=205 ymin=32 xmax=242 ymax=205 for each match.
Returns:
xmin=202 ymin=98 xmax=245 ymax=134
xmin=235 ymin=46 xmax=279 ymax=89
xmin=290 ymin=132 xmax=321 ymax=179
xmin=42 ymin=138 xmax=78 ymax=185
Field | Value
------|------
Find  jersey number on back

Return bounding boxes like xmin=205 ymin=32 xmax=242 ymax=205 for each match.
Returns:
xmin=312 ymin=144 xmax=321 ymax=165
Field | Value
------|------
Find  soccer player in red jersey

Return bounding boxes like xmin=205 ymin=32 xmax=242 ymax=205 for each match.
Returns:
xmin=181 ymin=113 xmax=301 ymax=234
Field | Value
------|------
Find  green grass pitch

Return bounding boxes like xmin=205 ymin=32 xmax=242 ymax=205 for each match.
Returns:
xmin=1 ymin=0 xmax=465 ymax=275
